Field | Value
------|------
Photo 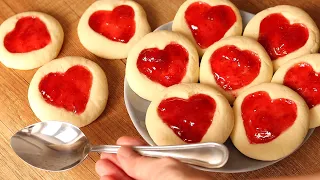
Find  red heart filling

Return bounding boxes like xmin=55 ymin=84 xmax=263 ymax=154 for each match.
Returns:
xmin=39 ymin=65 xmax=93 ymax=114
xmin=241 ymin=91 xmax=297 ymax=144
xmin=210 ymin=45 xmax=261 ymax=91
xmin=158 ymin=94 xmax=216 ymax=143
xmin=136 ymin=43 xmax=189 ymax=87
xmin=258 ymin=13 xmax=309 ymax=60
xmin=185 ymin=2 xmax=236 ymax=49
xmin=4 ymin=16 xmax=51 ymax=53
xmin=89 ymin=5 xmax=135 ymax=43
xmin=284 ymin=62 xmax=320 ymax=108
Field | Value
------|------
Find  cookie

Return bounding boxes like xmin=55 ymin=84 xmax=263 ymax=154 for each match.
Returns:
xmin=78 ymin=0 xmax=151 ymax=59
xmin=28 ymin=56 xmax=108 ymax=127
xmin=0 ymin=12 xmax=64 ymax=70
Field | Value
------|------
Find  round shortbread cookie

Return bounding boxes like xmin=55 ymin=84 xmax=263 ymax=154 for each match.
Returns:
xmin=0 ymin=11 xmax=64 ymax=70
xmin=146 ymin=83 xmax=234 ymax=146
xmin=231 ymin=83 xmax=309 ymax=161
xmin=78 ymin=0 xmax=151 ymax=59
xmin=272 ymin=54 xmax=320 ymax=128
xmin=243 ymin=5 xmax=320 ymax=70
xmin=200 ymin=36 xmax=273 ymax=103
xmin=28 ymin=56 xmax=108 ymax=127
xmin=126 ymin=30 xmax=199 ymax=101
xmin=172 ymin=0 xmax=242 ymax=56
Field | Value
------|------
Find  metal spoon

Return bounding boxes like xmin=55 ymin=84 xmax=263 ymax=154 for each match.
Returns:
xmin=10 ymin=121 xmax=229 ymax=171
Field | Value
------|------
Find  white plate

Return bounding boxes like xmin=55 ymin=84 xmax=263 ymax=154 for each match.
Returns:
xmin=124 ymin=11 xmax=314 ymax=173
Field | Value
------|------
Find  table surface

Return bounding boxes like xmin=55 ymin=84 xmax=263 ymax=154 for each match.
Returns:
xmin=1 ymin=0 xmax=320 ymax=179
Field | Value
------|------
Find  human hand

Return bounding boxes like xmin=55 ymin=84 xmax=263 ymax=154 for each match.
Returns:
xmin=95 ymin=136 xmax=213 ymax=180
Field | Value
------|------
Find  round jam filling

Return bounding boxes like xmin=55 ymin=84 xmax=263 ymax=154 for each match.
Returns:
xmin=4 ymin=16 xmax=51 ymax=53
xmin=158 ymin=94 xmax=216 ymax=143
xmin=210 ymin=45 xmax=261 ymax=91
xmin=241 ymin=91 xmax=297 ymax=144
xmin=185 ymin=2 xmax=236 ymax=49
xmin=39 ymin=65 xmax=93 ymax=114
xmin=136 ymin=43 xmax=189 ymax=87
xmin=89 ymin=5 xmax=136 ymax=43
xmin=284 ymin=62 xmax=320 ymax=108
xmin=258 ymin=13 xmax=309 ymax=60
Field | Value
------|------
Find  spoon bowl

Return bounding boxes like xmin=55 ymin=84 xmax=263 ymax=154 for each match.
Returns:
xmin=11 ymin=121 xmax=229 ymax=171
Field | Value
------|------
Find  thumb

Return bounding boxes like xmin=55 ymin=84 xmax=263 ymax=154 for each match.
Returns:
xmin=117 ymin=147 xmax=186 ymax=180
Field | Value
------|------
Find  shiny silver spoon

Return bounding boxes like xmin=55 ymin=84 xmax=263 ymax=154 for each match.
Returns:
xmin=10 ymin=121 xmax=229 ymax=171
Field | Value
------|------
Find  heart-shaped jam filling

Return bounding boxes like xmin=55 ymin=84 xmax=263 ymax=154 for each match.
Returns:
xmin=241 ymin=91 xmax=297 ymax=144
xmin=258 ymin=13 xmax=309 ymax=60
xmin=210 ymin=45 xmax=261 ymax=91
xmin=136 ymin=43 xmax=189 ymax=87
xmin=158 ymin=94 xmax=216 ymax=143
xmin=39 ymin=65 xmax=93 ymax=114
xmin=4 ymin=16 xmax=51 ymax=53
xmin=185 ymin=2 xmax=236 ymax=49
xmin=284 ymin=62 xmax=320 ymax=108
xmin=89 ymin=5 xmax=135 ymax=43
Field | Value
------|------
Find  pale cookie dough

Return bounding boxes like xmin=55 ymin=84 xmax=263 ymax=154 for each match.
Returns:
xmin=272 ymin=54 xmax=320 ymax=128
xmin=78 ymin=0 xmax=151 ymax=59
xmin=28 ymin=56 xmax=108 ymax=127
xmin=172 ymin=0 xmax=242 ymax=56
xmin=146 ymin=83 xmax=234 ymax=145
xmin=243 ymin=5 xmax=320 ymax=70
xmin=200 ymin=36 xmax=273 ymax=103
xmin=126 ymin=30 xmax=199 ymax=101
xmin=0 ymin=11 xmax=64 ymax=70
xmin=231 ymin=83 xmax=309 ymax=161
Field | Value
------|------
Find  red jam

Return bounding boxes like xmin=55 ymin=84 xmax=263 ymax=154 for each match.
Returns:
xmin=284 ymin=62 xmax=320 ymax=108
xmin=241 ymin=91 xmax=297 ymax=144
xmin=258 ymin=13 xmax=309 ymax=60
xmin=158 ymin=94 xmax=216 ymax=143
xmin=4 ymin=16 xmax=51 ymax=53
xmin=185 ymin=2 xmax=236 ymax=49
xmin=136 ymin=43 xmax=189 ymax=87
xmin=210 ymin=45 xmax=261 ymax=91
xmin=89 ymin=5 xmax=135 ymax=43
xmin=39 ymin=65 xmax=93 ymax=114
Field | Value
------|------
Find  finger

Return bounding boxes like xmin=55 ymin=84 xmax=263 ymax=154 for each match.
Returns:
xmin=100 ymin=153 xmax=120 ymax=167
xmin=116 ymin=136 xmax=147 ymax=146
xmin=100 ymin=136 xmax=147 ymax=166
xmin=117 ymin=146 xmax=184 ymax=180
xmin=100 ymin=175 xmax=133 ymax=180
xmin=100 ymin=175 xmax=116 ymax=180
xmin=95 ymin=159 xmax=131 ymax=180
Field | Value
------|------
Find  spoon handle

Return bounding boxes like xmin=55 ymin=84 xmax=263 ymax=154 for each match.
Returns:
xmin=91 ymin=143 xmax=229 ymax=169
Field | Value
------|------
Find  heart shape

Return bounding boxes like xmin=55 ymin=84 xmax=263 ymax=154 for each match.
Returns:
xmin=39 ymin=65 xmax=93 ymax=114
xmin=136 ymin=43 xmax=189 ymax=87
xmin=258 ymin=13 xmax=309 ymax=60
xmin=241 ymin=91 xmax=297 ymax=144
xmin=4 ymin=16 xmax=51 ymax=53
xmin=284 ymin=62 xmax=320 ymax=108
xmin=157 ymin=94 xmax=216 ymax=143
xmin=185 ymin=2 xmax=236 ymax=49
xmin=210 ymin=45 xmax=261 ymax=91
xmin=89 ymin=5 xmax=136 ymax=43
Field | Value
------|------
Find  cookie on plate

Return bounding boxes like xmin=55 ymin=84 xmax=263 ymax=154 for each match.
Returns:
xmin=146 ymin=83 xmax=234 ymax=145
xmin=126 ymin=30 xmax=199 ymax=101
xmin=243 ymin=5 xmax=320 ymax=70
xmin=28 ymin=56 xmax=108 ymax=127
xmin=231 ymin=83 xmax=309 ymax=161
xmin=0 ymin=12 xmax=64 ymax=70
xmin=172 ymin=0 xmax=242 ymax=56
xmin=272 ymin=54 xmax=320 ymax=128
xmin=200 ymin=36 xmax=273 ymax=103
xmin=78 ymin=0 xmax=151 ymax=59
